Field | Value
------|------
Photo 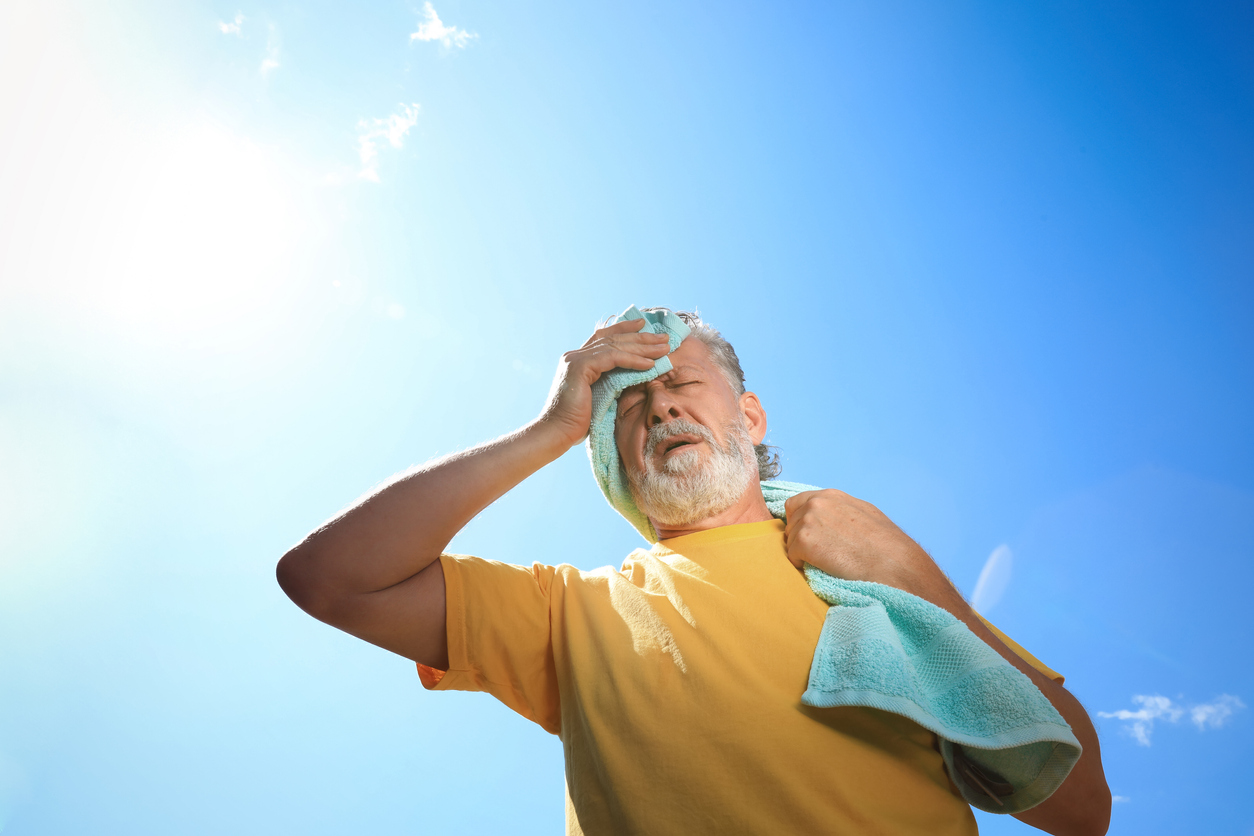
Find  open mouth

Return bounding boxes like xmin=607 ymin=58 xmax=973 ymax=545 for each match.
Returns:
xmin=658 ymin=435 xmax=703 ymax=456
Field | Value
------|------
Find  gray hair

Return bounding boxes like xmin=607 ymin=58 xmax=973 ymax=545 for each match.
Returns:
xmin=627 ymin=307 xmax=782 ymax=481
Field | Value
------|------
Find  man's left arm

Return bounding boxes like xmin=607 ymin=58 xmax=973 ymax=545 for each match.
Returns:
xmin=783 ymin=489 xmax=1112 ymax=836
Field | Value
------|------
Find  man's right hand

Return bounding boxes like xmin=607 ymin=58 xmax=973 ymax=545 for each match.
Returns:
xmin=535 ymin=317 xmax=673 ymax=451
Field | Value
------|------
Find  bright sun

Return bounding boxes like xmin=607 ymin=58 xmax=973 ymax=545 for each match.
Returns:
xmin=88 ymin=119 xmax=302 ymax=340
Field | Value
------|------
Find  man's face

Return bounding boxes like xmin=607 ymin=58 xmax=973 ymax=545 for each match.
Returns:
xmin=614 ymin=337 xmax=762 ymax=527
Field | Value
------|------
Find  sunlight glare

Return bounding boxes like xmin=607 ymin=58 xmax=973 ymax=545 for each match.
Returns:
xmin=91 ymin=119 xmax=300 ymax=338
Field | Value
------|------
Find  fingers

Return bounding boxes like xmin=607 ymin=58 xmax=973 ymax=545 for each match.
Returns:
xmin=785 ymin=489 xmax=856 ymax=516
xmin=570 ymin=321 xmax=672 ymax=378
xmin=581 ymin=317 xmax=667 ymax=347
xmin=578 ymin=334 xmax=671 ymax=362
xmin=602 ymin=317 xmax=649 ymax=335
xmin=572 ymin=337 xmax=670 ymax=362
xmin=621 ymin=333 xmax=672 ymax=353
xmin=781 ymin=504 xmax=809 ymax=571
xmin=573 ymin=343 xmax=669 ymax=377
xmin=783 ymin=490 xmax=821 ymax=517
xmin=557 ymin=345 xmax=669 ymax=397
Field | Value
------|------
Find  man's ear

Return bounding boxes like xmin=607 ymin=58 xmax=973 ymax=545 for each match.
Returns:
xmin=739 ymin=391 xmax=768 ymax=445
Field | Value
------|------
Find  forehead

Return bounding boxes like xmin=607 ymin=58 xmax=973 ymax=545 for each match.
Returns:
xmin=667 ymin=335 xmax=714 ymax=366
xmin=618 ymin=337 xmax=724 ymax=398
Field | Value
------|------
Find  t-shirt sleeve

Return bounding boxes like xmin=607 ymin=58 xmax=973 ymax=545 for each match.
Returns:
xmin=974 ymin=612 xmax=1065 ymax=684
xmin=416 ymin=553 xmax=562 ymax=735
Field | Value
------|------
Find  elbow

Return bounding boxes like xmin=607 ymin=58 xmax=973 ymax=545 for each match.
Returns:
xmin=1018 ymin=767 xmax=1112 ymax=836
xmin=1081 ymin=756 xmax=1114 ymax=836
xmin=1090 ymin=789 xmax=1113 ymax=836
xmin=1074 ymin=815 xmax=1111 ymax=836
xmin=1071 ymin=784 xmax=1113 ymax=836
xmin=276 ymin=543 xmax=336 ymax=620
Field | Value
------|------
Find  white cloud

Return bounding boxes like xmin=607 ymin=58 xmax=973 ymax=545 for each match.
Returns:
xmin=970 ymin=544 xmax=1012 ymax=614
xmin=410 ymin=2 xmax=477 ymax=49
xmin=1098 ymin=694 xmax=1244 ymax=746
xmin=356 ymin=103 xmax=421 ymax=182
xmin=260 ymin=24 xmax=281 ymax=76
xmin=1112 ymin=796 xmax=1130 ymax=803
xmin=1098 ymin=695 xmax=1181 ymax=746
xmin=218 ymin=13 xmax=244 ymax=35
xmin=1190 ymin=694 xmax=1245 ymax=731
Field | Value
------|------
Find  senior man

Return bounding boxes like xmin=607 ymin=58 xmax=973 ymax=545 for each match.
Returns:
xmin=278 ymin=309 xmax=1111 ymax=835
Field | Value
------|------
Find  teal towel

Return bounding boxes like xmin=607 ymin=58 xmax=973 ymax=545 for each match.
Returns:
xmin=588 ymin=306 xmax=1082 ymax=814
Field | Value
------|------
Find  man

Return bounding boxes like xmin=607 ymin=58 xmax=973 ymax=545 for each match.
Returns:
xmin=277 ymin=309 xmax=1111 ymax=835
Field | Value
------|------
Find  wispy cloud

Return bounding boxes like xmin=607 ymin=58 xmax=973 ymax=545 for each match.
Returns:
xmin=410 ymin=2 xmax=477 ymax=49
xmin=218 ymin=13 xmax=244 ymax=36
xmin=1098 ymin=694 xmax=1244 ymax=745
xmin=260 ymin=24 xmax=281 ymax=76
xmin=1190 ymin=694 xmax=1245 ymax=730
xmin=971 ymin=544 xmax=1012 ymax=614
xmin=1112 ymin=795 xmax=1130 ymax=803
xmin=1098 ymin=695 xmax=1181 ymax=746
xmin=356 ymin=103 xmax=421 ymax=182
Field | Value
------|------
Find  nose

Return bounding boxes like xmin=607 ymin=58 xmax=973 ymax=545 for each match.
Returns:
xmin=645 ymin=385 xmax=682 ymax=427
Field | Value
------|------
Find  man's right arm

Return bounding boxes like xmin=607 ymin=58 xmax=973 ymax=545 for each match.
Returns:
xmin=275 ymin=319 xmax=671 ymax=669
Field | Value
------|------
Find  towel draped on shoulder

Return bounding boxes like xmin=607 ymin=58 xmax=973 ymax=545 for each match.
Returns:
xmin=585 ymin=305 xmax=1082 ymax=813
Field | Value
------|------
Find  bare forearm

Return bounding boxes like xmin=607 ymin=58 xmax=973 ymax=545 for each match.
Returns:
xmin=278 ymin=420 xmax=568 ymax=606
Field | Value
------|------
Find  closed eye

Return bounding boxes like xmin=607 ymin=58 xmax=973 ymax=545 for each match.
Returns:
xmin=618 ymin=397 xmax=643 ymax=418
xmin=665 ymin=379 xmax=700 ymax=392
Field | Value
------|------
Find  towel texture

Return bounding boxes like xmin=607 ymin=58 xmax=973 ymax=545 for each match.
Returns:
xmin=586 ymin=305 xmax=1082 ymax=813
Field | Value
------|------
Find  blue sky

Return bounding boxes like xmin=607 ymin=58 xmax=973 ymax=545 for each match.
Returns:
xmin=1 ymin=1 xmax=1251 ymax=833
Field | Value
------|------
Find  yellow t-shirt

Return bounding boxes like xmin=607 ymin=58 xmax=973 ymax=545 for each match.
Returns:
xmin=421 ymin=519 xmax=1061 ymax=835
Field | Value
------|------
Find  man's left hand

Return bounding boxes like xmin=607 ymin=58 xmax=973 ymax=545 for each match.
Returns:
xmin=782 ymin=489 xmax=964 ymax=609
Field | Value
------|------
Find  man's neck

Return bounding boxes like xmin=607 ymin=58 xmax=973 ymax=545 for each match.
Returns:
xmin=651 ymin=486 xmax=775 ymax=541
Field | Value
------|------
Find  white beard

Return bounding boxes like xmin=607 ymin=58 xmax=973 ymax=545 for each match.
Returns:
xmin=626 ymin=417 xmax=759 ymax=529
